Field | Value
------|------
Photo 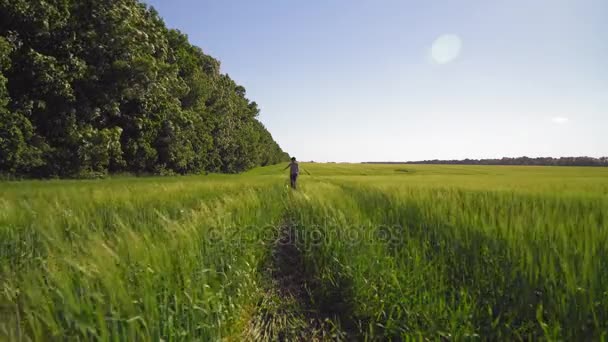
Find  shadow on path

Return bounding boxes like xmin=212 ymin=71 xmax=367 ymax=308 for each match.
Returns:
xmin=246 ymin=223 xmax=350 ymax=341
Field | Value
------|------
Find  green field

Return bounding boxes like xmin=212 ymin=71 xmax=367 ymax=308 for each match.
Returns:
xmin=1 ymin=164 xmax=607 ymax=340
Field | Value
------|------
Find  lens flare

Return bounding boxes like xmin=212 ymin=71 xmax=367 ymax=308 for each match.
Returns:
xmin=431 ymin=34 xmax=462 ymax=64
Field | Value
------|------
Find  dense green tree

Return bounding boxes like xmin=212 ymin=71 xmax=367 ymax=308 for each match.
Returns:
xmin=378 ymin=156 xmax=608 ymax=167
xmin=0 ymin=0 xmax=288 ymax=177
xmin=0 ymin=36 xmax=46 ymax=174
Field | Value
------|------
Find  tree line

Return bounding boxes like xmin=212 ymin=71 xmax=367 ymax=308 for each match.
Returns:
xmin=365 ymin=157 xmax=608 ymax=167
xmin=0 ymin=0 xmax=289 ymax=178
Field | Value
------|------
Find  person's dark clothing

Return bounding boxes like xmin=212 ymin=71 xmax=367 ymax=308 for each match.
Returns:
xmin=290 ymin=173 xmax=298 ymax=189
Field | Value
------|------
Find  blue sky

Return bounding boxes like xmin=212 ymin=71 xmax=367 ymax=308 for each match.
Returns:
xmin=145 ymin=0 xmax=607 ymax=162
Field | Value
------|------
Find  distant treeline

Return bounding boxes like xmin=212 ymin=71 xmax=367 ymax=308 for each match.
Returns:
xmin=0 ymin=0 xmax=289 ymax=178
xmin=364 ymin=157 xmax=608 ymax=167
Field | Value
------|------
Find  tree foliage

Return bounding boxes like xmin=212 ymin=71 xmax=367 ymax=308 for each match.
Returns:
xmin=366 ymin=157 xmax=608 ymax=167
xmin=0 ymin=0 xmax=289 ymax=177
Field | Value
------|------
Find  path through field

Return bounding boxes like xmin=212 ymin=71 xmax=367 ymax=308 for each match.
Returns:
xmin=246 ymin=219 xmax=349 ymax=341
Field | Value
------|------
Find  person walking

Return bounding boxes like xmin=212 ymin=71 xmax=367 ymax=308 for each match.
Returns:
xmin=284 ymin=157 xmax=299 ymax=189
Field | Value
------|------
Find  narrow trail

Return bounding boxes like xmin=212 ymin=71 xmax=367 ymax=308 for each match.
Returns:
xmin=245 ymin=220 xmax=349 ymax=341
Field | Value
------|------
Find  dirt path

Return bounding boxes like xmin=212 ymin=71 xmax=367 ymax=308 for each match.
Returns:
xmin=245 ymin=221 xmax=349 ymax=341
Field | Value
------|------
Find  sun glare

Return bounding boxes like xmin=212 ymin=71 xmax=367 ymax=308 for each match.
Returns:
xmin=431 ymin=34 xmax=462 ymax=64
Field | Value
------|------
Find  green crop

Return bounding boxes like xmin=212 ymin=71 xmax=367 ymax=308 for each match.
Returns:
xmin=2 ymin=164 xmax=607 ymax=340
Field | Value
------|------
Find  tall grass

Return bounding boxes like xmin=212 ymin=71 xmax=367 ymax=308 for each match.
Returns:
xmin=0 ymin=176 xmax=288 ymax=340
xmin=1 ymin=164 xmax=607 ymax=340
xmin=287 ymin=168 xmax=608 ymax=339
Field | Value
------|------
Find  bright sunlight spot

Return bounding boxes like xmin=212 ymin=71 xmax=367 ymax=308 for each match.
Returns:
xmin=430 ymin=34 xmax=462 ymax=64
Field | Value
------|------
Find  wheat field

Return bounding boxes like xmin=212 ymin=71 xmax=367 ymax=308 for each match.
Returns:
xmin=1 ymin=164 xmax=607 ymax=340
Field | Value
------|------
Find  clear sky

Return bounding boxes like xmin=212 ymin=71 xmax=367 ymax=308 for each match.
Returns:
xmin=144 ymin=0 xmax=607 ymax=162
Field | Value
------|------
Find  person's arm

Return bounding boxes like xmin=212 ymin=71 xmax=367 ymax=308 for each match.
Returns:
xmin=283 ymin=163 xmax=291 ymax=170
